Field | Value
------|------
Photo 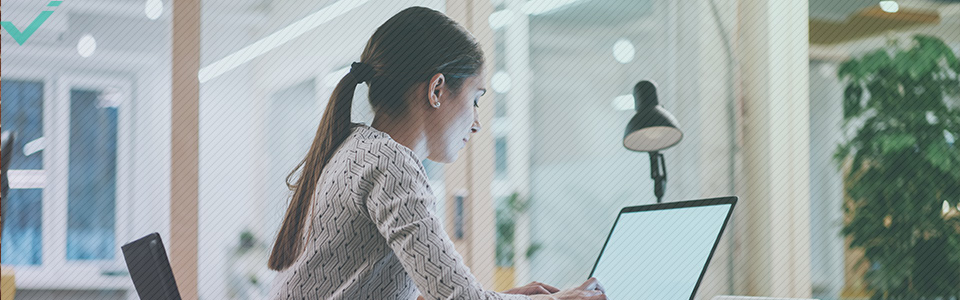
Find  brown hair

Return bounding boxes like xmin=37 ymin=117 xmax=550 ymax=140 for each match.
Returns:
xmin=268 ymin=6 xmax=485 ymax=271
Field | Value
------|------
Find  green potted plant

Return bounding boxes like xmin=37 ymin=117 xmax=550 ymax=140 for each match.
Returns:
xmin=836 ymin=34 xmax=960 ymax=300
xmin=494 ymin=192 xmax=542 ymax=291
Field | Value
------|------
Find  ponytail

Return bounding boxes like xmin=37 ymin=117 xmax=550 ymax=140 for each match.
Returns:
xmin=268 ymin=63 xmax=372 ymax=271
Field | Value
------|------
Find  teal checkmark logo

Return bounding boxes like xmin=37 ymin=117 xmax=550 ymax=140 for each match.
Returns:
xmin=1 ymin=1 xmax=62 ymax=45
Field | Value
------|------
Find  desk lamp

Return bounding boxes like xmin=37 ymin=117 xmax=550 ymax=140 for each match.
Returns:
xmin=623 ymin=81 xmax=683 ymax=203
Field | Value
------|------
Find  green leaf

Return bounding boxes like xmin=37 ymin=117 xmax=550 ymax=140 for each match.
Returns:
xmin=838 ymin=57 xmax=860 ymax=80
xmin=860 ymin=50 xmax=893 ymax=79
xmin=909 ymin=57 xmax=935 ymax=80
xmin=879 ymin=133 xmax=916 ymax=153
xmin=915 ymin=35 xmax=958 ymax=68
xmin=945 ymin=79 xmax=960 ymax=98
xmin=866 ymin=77 xmax=900 ymax=111
xmin=844 ymin=84 xmax=864 ymax=119
xmin=893 ymin=48 xmax=918 ymax=78
xmin=525 ymin=243 xmax=543 ymax=259
xmin=924 ymin=141 xmax=958 ymax=176
xmin=835 ymin=143 xmax=852 ymax=164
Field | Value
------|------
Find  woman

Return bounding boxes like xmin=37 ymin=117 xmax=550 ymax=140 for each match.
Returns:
xmin=268 ymin=6 xmax=607 ymax=300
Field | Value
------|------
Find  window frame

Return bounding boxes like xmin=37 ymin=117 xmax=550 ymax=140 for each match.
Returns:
xmin=3 ymin=68 xmax=136 ymax=290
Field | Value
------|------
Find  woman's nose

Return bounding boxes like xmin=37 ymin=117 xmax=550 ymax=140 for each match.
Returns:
xmin=472 ymin=110 xmax=482 ymax=133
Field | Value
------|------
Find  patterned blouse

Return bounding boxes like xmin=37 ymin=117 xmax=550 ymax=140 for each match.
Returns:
xmin=269 ymin=124 xmax=529 ymax=300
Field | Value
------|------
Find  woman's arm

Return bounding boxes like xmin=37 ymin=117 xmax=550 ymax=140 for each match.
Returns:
xmin=363 ymin=153 xmax=528 ymax=300
xmin=417 ymin=279 xmax=608 ymax=300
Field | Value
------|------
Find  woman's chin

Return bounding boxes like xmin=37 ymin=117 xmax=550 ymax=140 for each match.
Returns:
xmin=429 ymin=152 xmax=459 ymax=164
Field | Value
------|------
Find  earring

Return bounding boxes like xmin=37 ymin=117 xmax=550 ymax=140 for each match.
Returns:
xmin=433 ymin=101 xmax=441 ymax=108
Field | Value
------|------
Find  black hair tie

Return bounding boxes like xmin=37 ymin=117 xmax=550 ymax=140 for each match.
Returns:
xmin=350 ymin=62 xmax=375 ymax=84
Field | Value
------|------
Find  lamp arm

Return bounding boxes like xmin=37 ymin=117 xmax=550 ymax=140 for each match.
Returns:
xmin=649 ymin=152 xmax=667 ymax=203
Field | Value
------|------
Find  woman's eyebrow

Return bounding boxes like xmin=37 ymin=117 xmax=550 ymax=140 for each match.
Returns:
xmin=478 ymin=88 xmax=487 ymax=96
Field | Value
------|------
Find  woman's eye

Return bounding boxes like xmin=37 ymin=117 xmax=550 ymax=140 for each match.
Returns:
xmin=474 ymin=99 xmax=480 ymax=108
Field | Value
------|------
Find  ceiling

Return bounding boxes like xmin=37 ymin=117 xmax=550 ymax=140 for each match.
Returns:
xmin=523 ymin=0 xmax=960 ymax=54
xmin=810 ymin=0 xmax=960 ymax=22
xmin=0 ymin=0 xmax=270 ymax=52
xmin=810 ymin=0 xmax=960 ymax=46
xmin=4 ymin=0 xmax=959 ymax=70
xmin=530 ymin=0 xmax=655 ymax=27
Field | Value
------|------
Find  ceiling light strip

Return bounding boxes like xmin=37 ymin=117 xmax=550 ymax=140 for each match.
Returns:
xmin=198 ymin=0 xmax=371 ymax=83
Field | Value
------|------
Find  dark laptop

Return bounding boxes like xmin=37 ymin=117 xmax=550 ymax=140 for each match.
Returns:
xmin=121 ymin=232 xmax=183 ymax=300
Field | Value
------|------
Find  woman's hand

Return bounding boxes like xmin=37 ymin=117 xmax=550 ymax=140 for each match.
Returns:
xmin=417 ymin=278 xmax=605 ymax=300
xmin=528 ymin=277 xmax=607 ymax=300
xmin=504 ymin=281 xmax=561 ymax=295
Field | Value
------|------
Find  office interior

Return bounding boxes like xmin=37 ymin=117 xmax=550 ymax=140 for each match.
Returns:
xmin=1 ymin=0 xmax=959 ymax=299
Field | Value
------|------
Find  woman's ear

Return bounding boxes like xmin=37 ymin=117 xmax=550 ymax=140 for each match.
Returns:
xmin=427 ymin=73 xmax=445 ymax=108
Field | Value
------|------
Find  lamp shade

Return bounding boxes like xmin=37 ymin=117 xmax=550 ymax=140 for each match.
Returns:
xmin=623 ymin=81 xmax=683 ymax=152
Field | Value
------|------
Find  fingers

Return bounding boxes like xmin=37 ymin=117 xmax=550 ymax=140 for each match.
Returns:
xmin=593 ymin=280 xmax=607 ymax=294
xmin=585 ymin=292 xmax=608 ymax=300
xmin=535 ymin=286 xmax=551 ymax=295
xmin=534 ymin=282 xmax=560 ymax=293
xmin=581 ymin=289 xmax=607 ymax=300
xmin=578 ymin=277 xmax=600 ymax=291
xmin=525 ymin=281 xmax=560 ymax=293
xmin=577 ymin=277 xmax=608 ymax=299
xmin=505 ymin=285 xmax=552 ymax=295
xmin=520 ymin=285 xmax=550 ymax=295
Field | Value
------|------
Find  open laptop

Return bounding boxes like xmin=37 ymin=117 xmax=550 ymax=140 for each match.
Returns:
xmin=589 ymin=196 xmax=737 ymax=300
xmin=121 ymin=232 xmax=183 ymax=300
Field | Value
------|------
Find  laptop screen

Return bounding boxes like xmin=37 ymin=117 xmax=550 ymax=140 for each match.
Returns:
xmin=590 ymin=198 xmax=736 ymax=300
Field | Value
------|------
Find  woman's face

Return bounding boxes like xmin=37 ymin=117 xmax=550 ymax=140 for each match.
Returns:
xmin=425 ymin=71 xmax=486 ymax=163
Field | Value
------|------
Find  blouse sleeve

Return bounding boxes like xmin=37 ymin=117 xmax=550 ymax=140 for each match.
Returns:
xmin=362 ymin=152 xmax=529 ymax=300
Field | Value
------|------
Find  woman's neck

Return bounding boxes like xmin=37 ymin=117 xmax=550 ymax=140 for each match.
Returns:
xmin=371 ymin=114 xmax=429 ymax=161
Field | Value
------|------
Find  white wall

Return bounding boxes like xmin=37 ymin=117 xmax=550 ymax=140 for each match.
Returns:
xmin=197 ymin=8 xmax=268 ymax=299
